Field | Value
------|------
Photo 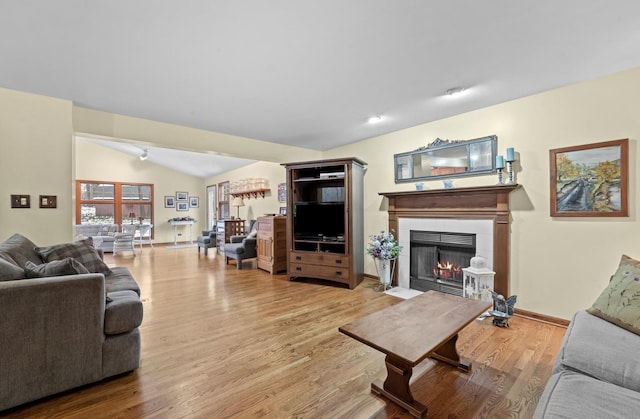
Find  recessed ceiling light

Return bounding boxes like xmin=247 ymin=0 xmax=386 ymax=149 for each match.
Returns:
xmin=445 ymin=87 xmax=467 ymax=97
xmin=367 ymin=115 xmax=383 ymax=124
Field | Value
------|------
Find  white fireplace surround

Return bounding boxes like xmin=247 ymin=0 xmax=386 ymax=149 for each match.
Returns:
xmin=397 ymin=218 xmax=494 ymax=290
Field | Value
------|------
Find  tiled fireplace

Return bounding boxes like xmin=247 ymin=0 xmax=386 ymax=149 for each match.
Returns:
xmin=380 ymin=184 xmax=519 ymax=296
xmin=399 ymin=219 xmax=494 ymax=295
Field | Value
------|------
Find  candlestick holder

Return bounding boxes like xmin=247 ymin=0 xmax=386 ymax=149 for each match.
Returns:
xmin=506 ymin=159 xmax=516 ymax=184
xmin=496 ymin=168 xmax=504 ymax=185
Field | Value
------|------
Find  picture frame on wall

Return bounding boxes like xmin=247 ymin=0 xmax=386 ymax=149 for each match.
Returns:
xmin=189 ymin=196 xmax=199 ymax=208
xmin=165 ymin=196 xmax=175 ymax=208
xmin=10 ymin=194 xmax=30 ymax=209
xmin=550 ymin=138 xmax=628 ymax=217
xmin=277 ymin=183 xmax=286 ymax=202
xmin=176 ymin=192 xmax=188 ymax=201
xmin=39 ymin=195 xmax=57 ymax=209
xmin=176 ymin=202 xmax=189 ymax=211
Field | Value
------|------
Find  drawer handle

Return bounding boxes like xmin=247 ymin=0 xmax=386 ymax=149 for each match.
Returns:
xmin=335 ymin=271 xmax=342 ymax=275
xmin=296 ymin=266 xmax=302 ymax=271
xmin=295 ymin=256 xmax=302 ymax=261
xmin=335 ymin=259 xmax=342 ymax=264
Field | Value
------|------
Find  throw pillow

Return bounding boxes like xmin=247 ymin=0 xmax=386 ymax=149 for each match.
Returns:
xmin=247 ymin=230 xmax=258 ymax=239
xmin=24 ymin=257 xmax=90 ymax=278
xmin=36 ymin=239 xmax=112 ymax=275
xmin=587 ymin=254 xmax=640 ymax=336
xmin=0 ymin=256 xmax=26 ymax=281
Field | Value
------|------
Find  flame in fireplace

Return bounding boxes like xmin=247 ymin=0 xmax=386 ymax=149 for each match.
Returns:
xmin=433 ymin=260 xmax=462 ymax=281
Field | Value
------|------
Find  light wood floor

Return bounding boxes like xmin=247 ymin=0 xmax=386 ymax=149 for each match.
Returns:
xmin=3 ymin=245 xmax=566 ymax=419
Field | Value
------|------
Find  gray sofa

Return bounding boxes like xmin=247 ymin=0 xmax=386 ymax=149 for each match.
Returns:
xmin=0 ymin=233 xmax=143 ymax=412
xmin=535 ymin=311 xmax=640 ymax=416
xmin=75 ymin=223 xmax=120 ymax=253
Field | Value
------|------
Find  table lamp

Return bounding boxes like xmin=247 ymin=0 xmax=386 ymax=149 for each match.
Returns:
xmin=231 ymin=197 xmax=245 ymax=219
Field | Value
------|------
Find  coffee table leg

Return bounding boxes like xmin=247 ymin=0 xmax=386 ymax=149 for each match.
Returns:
xmin=371 ymin=355 xmax=427 ymax=418
xmin=431 ymin=333 xmax=472 ymax=372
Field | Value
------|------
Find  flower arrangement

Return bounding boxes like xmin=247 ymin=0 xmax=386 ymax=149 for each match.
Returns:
xmin=168 ymin=216 xmax=196 ymax=223
xmin=366 ymin=230 xmax=402 ymax=260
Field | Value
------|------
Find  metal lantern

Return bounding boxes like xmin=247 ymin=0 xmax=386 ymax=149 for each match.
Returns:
xmin=462 ymin=256 xmax=495 ymax=302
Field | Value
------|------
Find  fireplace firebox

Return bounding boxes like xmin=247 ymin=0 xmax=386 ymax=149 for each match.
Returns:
xmin=410 ymin=230 xmax=476 ymax=296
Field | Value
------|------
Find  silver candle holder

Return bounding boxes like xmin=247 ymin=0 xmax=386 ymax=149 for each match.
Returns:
xmin=506 ymin=159 xmax=516 ymax=184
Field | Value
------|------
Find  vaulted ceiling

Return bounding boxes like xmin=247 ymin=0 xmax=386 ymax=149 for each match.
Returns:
xmin=2 ymin=1 xmax=640 ymax=176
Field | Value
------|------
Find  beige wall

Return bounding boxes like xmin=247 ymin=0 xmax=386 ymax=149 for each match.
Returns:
xmin=205 ymin=161 xmax=287 ymax=223
xmin=75 ymin=140 xmax=206 ymax=244
xmin=0 ymin=87 xmax=74 ymax=244
xmin=327 ymin=67 xmax=640 ymax=320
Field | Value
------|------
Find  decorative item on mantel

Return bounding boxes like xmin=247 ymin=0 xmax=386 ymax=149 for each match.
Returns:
xmin=495 ymin=155 xmax=505 ymax=185
xmin=496 ymin=146 xmax=517 ymax=185
xmin=505 ymin=147 xmax=517 ymax=184
xmin=366 ymin=230 xmax=403 ymax=291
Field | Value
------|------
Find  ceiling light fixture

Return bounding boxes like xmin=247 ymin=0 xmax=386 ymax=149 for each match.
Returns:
xmin=446 ymin=87 xmax=467 ymax=97
xmin=139 ymin=149 xmax=148 ymax=160
xmin=367 ymin=115 xmax=382 ymax=124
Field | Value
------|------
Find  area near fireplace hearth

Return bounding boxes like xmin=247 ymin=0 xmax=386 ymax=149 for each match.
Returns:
xmin=380 ymin=184 xmax=519 ymax=297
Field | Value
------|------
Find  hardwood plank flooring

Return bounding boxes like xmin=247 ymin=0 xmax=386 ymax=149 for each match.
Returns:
xmin=2 ymin=246 xmax=566 ymax=419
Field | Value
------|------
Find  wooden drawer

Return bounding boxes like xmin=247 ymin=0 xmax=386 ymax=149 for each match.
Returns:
xmin=289 ymin=252 xmax=350 ymax=268
xmin=289 ymin=263 xmax=350 ymax=284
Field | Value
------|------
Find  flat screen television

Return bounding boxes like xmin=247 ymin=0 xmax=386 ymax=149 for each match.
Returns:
xmin=293 ymin=203 xmax=345 ymax=240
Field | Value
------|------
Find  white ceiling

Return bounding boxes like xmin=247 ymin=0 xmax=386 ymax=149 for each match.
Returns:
xmin=77 ymin=136 xmax=256 ymax=178
xmin=3 ymin=1 xmax=640 ymax=176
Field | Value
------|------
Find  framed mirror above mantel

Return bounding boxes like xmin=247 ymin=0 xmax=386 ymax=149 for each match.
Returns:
xmin=394 ymin=135 xmax=497 ymax=183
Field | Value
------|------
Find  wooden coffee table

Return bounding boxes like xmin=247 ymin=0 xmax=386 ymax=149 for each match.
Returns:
xmin=339 ymin=291 xmax=491 ymax=418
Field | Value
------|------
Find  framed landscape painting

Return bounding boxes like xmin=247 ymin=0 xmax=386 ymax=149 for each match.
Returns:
xmin=550 ymin=138 xmax=628 ymax=217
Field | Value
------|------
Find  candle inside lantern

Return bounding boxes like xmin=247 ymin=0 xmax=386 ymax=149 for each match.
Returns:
xmin=496 ymin=155 xmax=505 ymax=169
xmin=506 ymin=147 xmax=515 ymax=161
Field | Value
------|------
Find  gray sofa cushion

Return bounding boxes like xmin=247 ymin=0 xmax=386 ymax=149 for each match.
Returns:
xmin=553 ymin=310 xmax=640 ymax=392
xmin=0 ymin=257 xmax=25 ymax=281
xmin=533 ymin=370 xmax=640 ymax=419
xmin=23 ymin=258 xmax=90 ymax=278
xmin=0 ymin=233 xmax=43 ymax=267
xmin=104 ymin=290 xmax=143 ymax=335
xmin=36 ymin=239 xmax=112 ymax=275
xmin=106 ymin=267 xmax=141 ymax=295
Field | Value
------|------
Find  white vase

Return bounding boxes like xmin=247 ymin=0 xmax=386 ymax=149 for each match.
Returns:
xmin=376 ymin=258 xmax=392 ymax=288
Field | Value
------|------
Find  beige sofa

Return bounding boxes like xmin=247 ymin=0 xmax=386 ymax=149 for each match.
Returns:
xmin=0 ymin=233 xmax=143 ymax=412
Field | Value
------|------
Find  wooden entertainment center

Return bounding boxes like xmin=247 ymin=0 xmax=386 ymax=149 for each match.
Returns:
xmin=282 ymin=157 xmax=366 ymax=289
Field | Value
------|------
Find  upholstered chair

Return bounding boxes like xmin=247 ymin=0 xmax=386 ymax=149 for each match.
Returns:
xmin=197 ymin=230 xmax=217 ymax=256
xmin=223 ymin=220 xmax=258 ymax=269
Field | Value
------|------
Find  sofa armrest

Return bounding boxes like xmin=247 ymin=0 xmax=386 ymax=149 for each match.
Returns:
xmin=0 ymin=274 xmax=106 ymax=411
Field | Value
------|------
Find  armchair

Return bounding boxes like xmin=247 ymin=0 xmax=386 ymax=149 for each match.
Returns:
xmin=224 ymin=220 xmax=258 ymax=269
xmin=197 ymin=230 xmax=216 ymax=256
